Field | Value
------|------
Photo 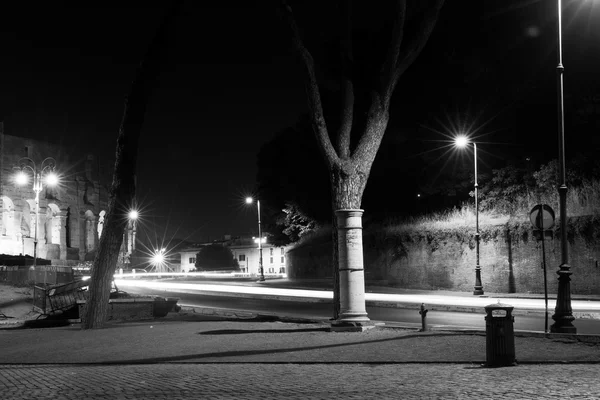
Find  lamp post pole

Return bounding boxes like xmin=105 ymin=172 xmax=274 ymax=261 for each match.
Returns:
xmin=551 ymin=0 xmax=576 ymax=334
xmin=16 ymin=157 xmax=57 ymax=269
xmin=454 ymin=137 xmax=484 ymax=295
xmin=246 ymin=197 xmax=265 ymax=282
xmin=473 ymin=142 xmax=483 ymax=295
xmin=257 ymin=199 xmax=265 ymax=282
xmin=32 ymin=173 xmax=42 ymax=269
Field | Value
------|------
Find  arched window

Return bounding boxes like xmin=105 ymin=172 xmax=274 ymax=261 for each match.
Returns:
xmin=1 ymin=196 xmax=15 ymax=237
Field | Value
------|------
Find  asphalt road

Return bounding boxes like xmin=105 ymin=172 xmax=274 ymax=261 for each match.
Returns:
xmin=117 ymin=282 xmax=600 ymax=334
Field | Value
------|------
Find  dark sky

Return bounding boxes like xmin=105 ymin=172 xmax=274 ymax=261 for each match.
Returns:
xmin=1 ymin=1 xmax=599 ymax=245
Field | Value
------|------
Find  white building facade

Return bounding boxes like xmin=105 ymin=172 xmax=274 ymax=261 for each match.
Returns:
xmin=178 ymin=237 xmax=288 ymax=277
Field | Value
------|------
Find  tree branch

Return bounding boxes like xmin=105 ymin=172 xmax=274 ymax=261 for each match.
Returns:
xmin=380 ymin=0 xmax=407 ymax=103
xmin=351 ymin=90 xmax=389 ymax=166
xmin=354 ymin=0 xmax=445 ymax=164
xmin=337 ymin=0 xmax=354 ymax=159
xmin=391 ymin=0 xmax=445 ymax=93
xmin=280 ymin=1 xmax=339 ymax=166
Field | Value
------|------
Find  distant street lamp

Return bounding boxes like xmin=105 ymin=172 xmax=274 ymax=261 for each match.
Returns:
xmin=122 ymin=210 xmax=138 ymax=267
xmin=454 ymin=136 xmax=484 ymax=295
xmin=245 ymin=196 xmax=265 ymax=282
xmin=15 ymin=157 xmax=58 ymax=269
xmin=551 ymin=0 xmax=576 ymax=334
xmin=151 ymin=248 xmax=167 ymax=273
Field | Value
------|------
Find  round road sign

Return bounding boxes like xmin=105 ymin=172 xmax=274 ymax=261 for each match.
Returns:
xmin=529 ymin=204 xmax=555 ymax=230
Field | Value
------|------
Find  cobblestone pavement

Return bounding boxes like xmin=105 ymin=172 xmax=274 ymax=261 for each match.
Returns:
xmin=1 ymin=363 xmax=599 ymax=399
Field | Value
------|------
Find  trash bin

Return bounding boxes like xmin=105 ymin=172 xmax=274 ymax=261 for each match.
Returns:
xmin=484 ymin=302 xmax=516 ymax=367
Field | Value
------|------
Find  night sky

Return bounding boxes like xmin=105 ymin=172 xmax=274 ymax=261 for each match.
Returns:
xmin=1 ymin=1 xmax=599 ymax=245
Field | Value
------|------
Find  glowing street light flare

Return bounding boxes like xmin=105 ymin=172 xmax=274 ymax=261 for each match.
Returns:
xmin=152 ymin=248 xmax=167 ymax=264
xmin=454 ymin=135 xmax=469 ymax=148
xmin=128 ymin=210 xmax=139 ymax=220
xmin=45 ymin=172 xmax=59 ymax=186
xmin=15 ymin=171 xmax=29 ymax=185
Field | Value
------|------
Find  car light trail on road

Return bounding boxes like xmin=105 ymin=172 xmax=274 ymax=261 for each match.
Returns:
xmin=113 ymin=278 xmax=600 ymax=313
xmin=114 ymin=279 xmax=333 ymax=300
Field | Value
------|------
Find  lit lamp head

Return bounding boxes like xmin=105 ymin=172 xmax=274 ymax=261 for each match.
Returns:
xmin=44 ymin=172 xmax=59 ymax=186
xmin=245 ymin=197 xmax=253 ymax=204
xmin=454 ymin=135 xmax=469 ymax=148
xmin=152 ymin=248 xmax=166 ymax=265
xmin=128 ymin=210 xmax=139 ymax=220
xmin=15 ymin=171 xmax=29 ymax=186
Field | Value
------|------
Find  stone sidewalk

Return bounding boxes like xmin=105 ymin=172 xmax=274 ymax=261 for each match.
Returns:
xmin=2 ymin=364 xmax=600 ymax=399
xmin=1 ymin=310 xmax=600 ymax=399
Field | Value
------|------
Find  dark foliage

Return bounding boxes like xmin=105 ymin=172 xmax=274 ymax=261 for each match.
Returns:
xmin=195 ymin=245 xmax=238 ymax=271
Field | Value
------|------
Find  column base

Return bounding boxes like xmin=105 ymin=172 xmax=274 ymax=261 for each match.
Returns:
xmin=330 ymin=320 xmax=378 ymax=332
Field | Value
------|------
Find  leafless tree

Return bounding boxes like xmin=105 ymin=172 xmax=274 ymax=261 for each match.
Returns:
xmin=281 ymin=0 xmax=445 ymax=319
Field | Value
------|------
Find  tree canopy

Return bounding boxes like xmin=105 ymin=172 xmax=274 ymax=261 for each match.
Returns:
xmin=195 ymin=245 xmax=238 ymax=271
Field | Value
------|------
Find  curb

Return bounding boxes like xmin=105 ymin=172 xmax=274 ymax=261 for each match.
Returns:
xmin=179 ymin=290 xmax=600 ymax=320
xmin=178 ymin=305 xmax=600 ymax=344
xmin=368 ymin=300 xmax=600 ymax=320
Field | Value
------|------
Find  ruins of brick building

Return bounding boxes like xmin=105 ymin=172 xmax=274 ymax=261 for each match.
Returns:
xmin=0 ymin=122 xmax=133 ymax=265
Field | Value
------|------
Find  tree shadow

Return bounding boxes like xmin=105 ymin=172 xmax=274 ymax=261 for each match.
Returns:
xmin=199 ymin=327 xmax=330 ymax=335
xmin=97 ymin=332 xmax=476 ymax=364
xmin=506 ymin=229 xmax=516 ymax=293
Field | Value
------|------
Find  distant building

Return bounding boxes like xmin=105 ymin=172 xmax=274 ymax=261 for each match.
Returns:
xmin=178 ymin=236 xmax=288 ymax=277
xmin=0 ymin=123 xmax=133 ymax=264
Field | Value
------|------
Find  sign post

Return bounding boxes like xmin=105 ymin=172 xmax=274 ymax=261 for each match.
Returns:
xmin=529 ymin=204 xmax=555 ymax=333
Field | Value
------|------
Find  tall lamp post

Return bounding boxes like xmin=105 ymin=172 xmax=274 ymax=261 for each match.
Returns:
xmin=245 ymin=197 xmax=265 ymax=282
xmin=15 ymin=157 xmax=58 ymax=269
xmin=454 ymin=136 xmax=484 ymax=295
xmin=551 ymin=0 xmax=576 ymax=333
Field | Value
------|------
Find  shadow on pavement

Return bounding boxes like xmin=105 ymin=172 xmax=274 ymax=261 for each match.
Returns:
xmin=199 ymin=327 xmax=331 ymax=335
xmin=95 ymin=332 xmax=474 ymax=364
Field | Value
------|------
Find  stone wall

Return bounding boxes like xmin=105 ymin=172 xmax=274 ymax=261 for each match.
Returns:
xmin=286 ymin=217 xmax=600 ymax=295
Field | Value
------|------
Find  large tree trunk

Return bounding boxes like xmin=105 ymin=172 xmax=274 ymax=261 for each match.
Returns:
xmin=81 ymin=4 xmax=180 ymax=329
xmin=329 ymin=145 xmax=375 ymax=325
xmin=81 ymin=96 xmax=146 ymax=329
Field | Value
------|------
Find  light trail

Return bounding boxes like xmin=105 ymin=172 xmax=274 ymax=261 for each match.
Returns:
xmin=114 ymin=278 xmax=600 ymax=312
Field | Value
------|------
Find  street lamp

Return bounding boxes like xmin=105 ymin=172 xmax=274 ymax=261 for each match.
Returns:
xmin=14 ymin=157 xmax=58 ymax=269
xmin=122 ymin=209 xmax=138 ymax=267
xmin=551 ymin=0 xmax=576 ymax=334
xmin=454 ymin=136 xmax=484 ymax=295
xmin=151 ymin=248 xmax=167 ymax=274
xmin=245 ymin=196 xmax=265 ymax=282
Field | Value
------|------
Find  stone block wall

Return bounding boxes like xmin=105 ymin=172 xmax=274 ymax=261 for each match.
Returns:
xmin=286 ymin=217 xmax=600 ymax=295
xmin=77 ymin=299 xmax=155 ymax=324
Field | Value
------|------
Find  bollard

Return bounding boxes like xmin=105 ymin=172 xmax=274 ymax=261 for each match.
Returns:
xmin=419 ymin=303 xmax=428 ymax=332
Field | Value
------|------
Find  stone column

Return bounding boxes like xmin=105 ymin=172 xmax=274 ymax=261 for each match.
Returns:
xmin=57 ymin=212 xmax=68 ymax=260
xmin=333 ymin=209 xmax=370 ymax=329
xmin=0 ymin=196 xmax=4 ymax=237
